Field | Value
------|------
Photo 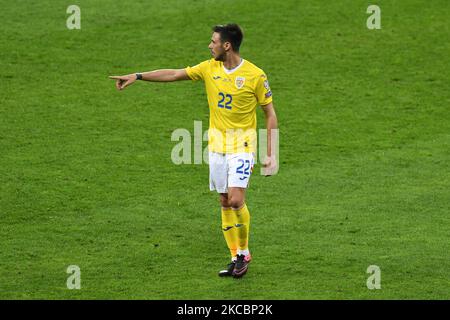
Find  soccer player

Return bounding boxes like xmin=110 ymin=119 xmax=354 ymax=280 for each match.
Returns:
xmin=110 ymin=23 xmax=278 ymax=278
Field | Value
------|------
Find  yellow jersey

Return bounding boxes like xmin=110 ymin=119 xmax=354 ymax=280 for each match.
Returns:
xmin=185 ymin=58 xmax=273 ymax=153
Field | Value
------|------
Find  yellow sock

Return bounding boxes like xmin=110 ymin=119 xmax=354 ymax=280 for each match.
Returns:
xmin=221 ymin=207 xmax=238 ymax=258
xmin=234 ymin=203 xmax=250 ymax=251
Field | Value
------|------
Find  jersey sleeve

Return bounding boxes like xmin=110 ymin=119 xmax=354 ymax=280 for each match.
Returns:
xmin=255 ymin=73 xmax=273 ymax=106
xmin=185 ymin=60 xmax=209 ymax=81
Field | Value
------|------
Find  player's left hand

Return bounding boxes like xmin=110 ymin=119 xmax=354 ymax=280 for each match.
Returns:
xmin=261 ymin=155 xmax=278 ymax=176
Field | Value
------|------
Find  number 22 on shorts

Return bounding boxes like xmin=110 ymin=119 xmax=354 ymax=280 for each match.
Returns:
xmin=236 ymin=159 xmax=251 ymax=180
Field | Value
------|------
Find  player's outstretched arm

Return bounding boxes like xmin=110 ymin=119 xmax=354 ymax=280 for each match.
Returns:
xmin=109 ymin=69 xmax=190 ymax=91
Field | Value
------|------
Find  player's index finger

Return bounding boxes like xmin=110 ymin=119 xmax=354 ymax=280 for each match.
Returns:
xmin=109 ymin=76 xmax=123 ymax=80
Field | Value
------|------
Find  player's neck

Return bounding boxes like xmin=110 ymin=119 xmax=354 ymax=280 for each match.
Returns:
xmin=223 ymin=53 xmax=242 ymax=71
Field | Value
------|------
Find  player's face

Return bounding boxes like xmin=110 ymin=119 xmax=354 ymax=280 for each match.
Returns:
xmin=209 ymin=32 xmax=227 ymax=61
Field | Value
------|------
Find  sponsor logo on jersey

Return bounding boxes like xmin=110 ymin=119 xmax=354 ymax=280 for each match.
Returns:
xmin=235 ymin=77 xmax=245 ymax=89
xmin=213 ymin=75 xmax=221 ymax=80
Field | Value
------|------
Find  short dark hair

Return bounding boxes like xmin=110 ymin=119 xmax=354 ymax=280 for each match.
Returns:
xmin=212 ymin=23 xmax=243 ymax=52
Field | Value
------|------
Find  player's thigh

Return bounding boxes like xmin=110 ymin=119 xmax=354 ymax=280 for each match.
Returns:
xmin=227 ymin=152 xmax=254 ymax=189
xmin=209 ymin=152 xmax=228 ymax=193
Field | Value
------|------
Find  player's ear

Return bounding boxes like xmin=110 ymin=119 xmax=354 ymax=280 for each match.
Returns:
xmin=224 ymin=41 xmax=232 ymax=51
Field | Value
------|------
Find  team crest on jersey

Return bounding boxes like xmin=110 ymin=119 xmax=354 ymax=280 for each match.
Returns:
xmin=235 ymin=77 xmax=245 ymax=89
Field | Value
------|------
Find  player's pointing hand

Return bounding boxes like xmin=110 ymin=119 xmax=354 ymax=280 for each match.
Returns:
xmin=109 ymin=74 xmax=137 ymax=91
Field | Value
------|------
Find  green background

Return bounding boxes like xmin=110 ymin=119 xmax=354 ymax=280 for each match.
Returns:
xmin=0 ymin=0 xmax=449 ymax=299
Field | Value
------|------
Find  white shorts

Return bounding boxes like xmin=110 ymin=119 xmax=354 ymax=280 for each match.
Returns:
xmin=209 ymin=152 xmax=255 ymax=194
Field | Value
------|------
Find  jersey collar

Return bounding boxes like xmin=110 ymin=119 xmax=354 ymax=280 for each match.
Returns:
xmin=223 ymin=58 xmax=245 ymax=74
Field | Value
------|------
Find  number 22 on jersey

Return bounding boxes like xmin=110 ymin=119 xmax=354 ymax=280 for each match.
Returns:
xmin=218 ymin=92 xmax=232 ymax=110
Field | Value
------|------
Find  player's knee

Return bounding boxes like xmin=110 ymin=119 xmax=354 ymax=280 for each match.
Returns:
xmin=220 ymin=199 xmax=230 ymax=208
xmin=229 ymin=197 xmax=244 ymax=209
xmin=219 ymin=194 xmax=230 ymax=208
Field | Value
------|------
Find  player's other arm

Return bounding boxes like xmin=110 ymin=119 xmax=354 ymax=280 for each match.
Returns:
xmin=109 ymin=69 xmax=190 ymax=91
xmin=261 ymin=102 xmax=278 ymax=176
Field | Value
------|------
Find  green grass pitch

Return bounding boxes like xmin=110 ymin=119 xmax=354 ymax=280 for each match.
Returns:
xmin=0 ymin=0 xmax=449 ymax=299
